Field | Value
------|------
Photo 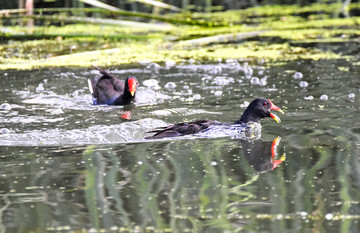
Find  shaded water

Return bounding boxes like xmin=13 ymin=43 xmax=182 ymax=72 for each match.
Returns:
xmin=1 ymin=59 xmax=360 ymax=232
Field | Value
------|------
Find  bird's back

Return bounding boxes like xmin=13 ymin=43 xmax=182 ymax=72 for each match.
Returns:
xmin=146 ymin=120 xmax=220 ymax=139
xmin=89 ymin=66 xmax=125 ymax=105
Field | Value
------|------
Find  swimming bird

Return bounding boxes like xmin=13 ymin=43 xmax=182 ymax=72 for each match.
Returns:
xmin=88 ymin=65 xmax=138 ymax=105
xmin=145 ymin=98 xmax=284 ymax=139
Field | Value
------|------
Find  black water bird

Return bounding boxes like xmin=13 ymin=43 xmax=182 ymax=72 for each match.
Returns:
xmin=88 ymin=65 xmax=138 ymax=105
xmin=145 ymin=98 xmax=284 ymax=139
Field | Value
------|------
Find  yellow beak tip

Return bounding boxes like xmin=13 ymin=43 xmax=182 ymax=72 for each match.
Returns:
xmin=272 ymin=114 xmax=281 ymax=123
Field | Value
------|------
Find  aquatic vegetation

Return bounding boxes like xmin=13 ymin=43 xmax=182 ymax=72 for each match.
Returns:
xmin=0 ymin=2 xmax=359 ymax=70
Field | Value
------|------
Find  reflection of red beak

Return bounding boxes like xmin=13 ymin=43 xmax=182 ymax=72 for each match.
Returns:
xmin=128 ymin=78 xmax=137 ymax=96
xmin=271 ymin=136 xmax=286 ymax=170
xmin=268 ymin=99 xmax=284 ymax=123
xmin=121 ymin=111 xmax=131 ymax=120
xmin=272 ymin=159 xmax=284 ymax=169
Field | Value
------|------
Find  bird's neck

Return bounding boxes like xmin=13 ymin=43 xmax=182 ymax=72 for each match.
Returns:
xmin=115 ymin=91 xmax=134 ymax=105
xmin=234 ymin=109 xmax=262 ymax=124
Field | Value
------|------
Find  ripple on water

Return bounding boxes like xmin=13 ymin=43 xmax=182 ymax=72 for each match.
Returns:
xmin=146 ymin=63 xmax=161 ymax=73
xmin=250 ymin=77 xmax=260 ymax=85
xmin=165 ymin=60 xmax=176 ymax=69
xmin=17 ymin=84 xmax=169 ymax=110
xmin=244 ymin=67 xmax=253 ymax=78
xmin=164 ymin=82 xmax=177 ymax=89
xmin=0 ymin=103 xmax=11 ymax=110
xmin=136 ymin=88 xmax=170 ymax=105
xmin=214 ymin=90 xmax=223 ymax=96
xmin=293 ymin=72 xmax=303 ymax=79
xmin=320 ymin=94 xmax=329 ymax=100
xmin=197 ymin=122 xmax=262 ymax=140
xmin=0 ymin=118 xmax=167 ymax=146
xmin=299 ymin=81 xmax=309 ymax=88
xmin=0 ymin=128 xmax=10 ymax=134
xmin=142 ymin=79 xmax=161 ymax=90
xmin=193 ymin=94 xmax=201 ymax=100
xmin=149 ymin=108 xmax=221 ymax=117
xmin=15 ymin=88 xmax=92 ymax=111
xmin=212 ymin=76 xmax=234 ymax=86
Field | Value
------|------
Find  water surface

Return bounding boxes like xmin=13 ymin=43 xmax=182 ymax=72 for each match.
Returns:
xmin=0 ymin=59 xmax=360 ymax=232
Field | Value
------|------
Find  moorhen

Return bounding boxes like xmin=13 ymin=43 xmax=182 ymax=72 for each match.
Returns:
xmin=145 ymin=97 xmax=284 ymax=139
xmin=88 ymin=65 xmax=138 ymax=105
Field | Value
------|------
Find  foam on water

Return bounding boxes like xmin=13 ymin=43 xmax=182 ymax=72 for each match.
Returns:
xmin=0 ymin=62 xmax=291 ymax=146
xmin=197 ymin=122 xmax=262 ymax=140
xmin=0 ymin=118 xmax=167 ymax=146
xmin=0 ymin=103 xmax=11 ymax=110
xmin=149 ymin=108 xmax=221 ymax=117
xmin=1 ymin=117 xmax=259 ymax=146
xmin=135 ymin=88 xmax=171 ymax=105
xmin=16 ymin=85 xmax=169 ymax=110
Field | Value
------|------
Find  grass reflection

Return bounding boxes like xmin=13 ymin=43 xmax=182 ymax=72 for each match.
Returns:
xmin=79 ymin=137 xmax=283 ymax=232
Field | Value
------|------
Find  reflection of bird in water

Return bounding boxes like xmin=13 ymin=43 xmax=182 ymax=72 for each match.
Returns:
xmin=241 ymin=137 xmax=286 ymax=172
xmin=120 ymin=111 xmax=132 ymax=120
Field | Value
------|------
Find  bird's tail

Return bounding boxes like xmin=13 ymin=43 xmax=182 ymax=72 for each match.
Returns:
xmin=91 ymin=65 xmax=116 ymax=80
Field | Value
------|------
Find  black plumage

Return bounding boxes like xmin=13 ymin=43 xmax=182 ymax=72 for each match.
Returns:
xmin=145 ymin=98 xmax=284 ymax=139
xmin=88 ymin=65 xmax=138 ymax=105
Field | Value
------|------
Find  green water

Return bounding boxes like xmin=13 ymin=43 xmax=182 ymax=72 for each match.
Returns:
xmin=0 ymin=59 xmax=360 ymax=232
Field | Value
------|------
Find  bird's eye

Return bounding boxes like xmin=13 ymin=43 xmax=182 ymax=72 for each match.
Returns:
xmin=263 ymin=102 xmax=268 ymax=106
